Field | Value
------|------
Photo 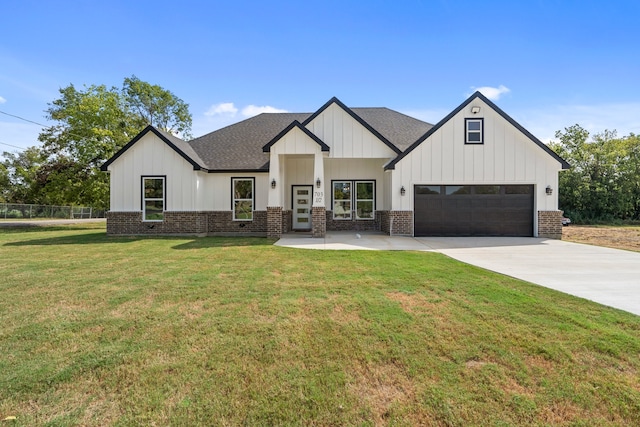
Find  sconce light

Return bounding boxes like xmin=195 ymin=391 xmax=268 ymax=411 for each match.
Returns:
xmin=546 ymin=185 xmax=553 ymax=195
xmin=400 ymin=186 xmax=406 ymax=196
xmin=471 ymin=106 xmax=481 ymax=114
xmin=271 ymin=178 xmax=276 ymax=189
xmin=316 ymin=177 xmax=321 ymax=188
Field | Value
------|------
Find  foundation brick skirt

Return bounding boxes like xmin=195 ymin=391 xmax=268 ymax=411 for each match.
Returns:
xmin=538 ymin=210 xmax=563 ymax=239
xmin=106 ymin=211 xmax=267 ymax=236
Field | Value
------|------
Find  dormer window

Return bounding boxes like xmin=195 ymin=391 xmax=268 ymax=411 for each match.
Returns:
xmin=465 ymin=118 xmax=484 ymax=144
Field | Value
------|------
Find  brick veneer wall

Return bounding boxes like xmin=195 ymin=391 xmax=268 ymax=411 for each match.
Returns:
xmin=267 ymin=206 xmax=283 ymax=238
xmin=325 ymin=211 xmax=381 ymax=232
xmin=312 ymin=207 xmax=326 ymax=237
xmin=106 ymin=210 xmax=268 ymax=236
xmin=389 ymin=210 xmax=413 ymax=236
xmin=106 ymin=211 xmax=208 ymax=235
xmin=538 ymin=210 xmax=563 ymax=239
xmin=378 ymin=211 xmax=390 ymax=234
xmin=207 ymin=211 xmax=266 ymax=235
xmin=282 ymin=210 xmax=292 ymax=233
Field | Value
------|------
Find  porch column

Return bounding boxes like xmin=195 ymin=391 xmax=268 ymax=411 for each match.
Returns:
xmin=312 ymin=150 xmax=326 ymax=238
xmin=267 ymin=153 xmax=283 ymax=238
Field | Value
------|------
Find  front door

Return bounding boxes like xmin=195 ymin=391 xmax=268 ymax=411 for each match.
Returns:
xmin=292 ymin=186 xmax=313 ymax=230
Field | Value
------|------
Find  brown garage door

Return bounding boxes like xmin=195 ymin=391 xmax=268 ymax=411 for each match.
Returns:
xmin=414 ymin=185 xmax=534 ymax=237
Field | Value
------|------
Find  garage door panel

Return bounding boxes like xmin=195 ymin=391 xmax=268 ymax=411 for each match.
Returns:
xmin=414 ymin=185 xmax=533 ymax=237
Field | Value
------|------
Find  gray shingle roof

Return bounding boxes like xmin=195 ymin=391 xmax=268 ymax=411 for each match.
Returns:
xmin=188 ymin=107 xmax=433 ymax=171
xmin=351 ymin=108 xmax=433 ymax=152
xmin=189 ymin=113 xmax=311 ymax=171
xmin=155 ymin=128 xmax=207 ymax=169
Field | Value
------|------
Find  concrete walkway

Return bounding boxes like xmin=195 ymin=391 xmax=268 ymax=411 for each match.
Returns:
xmin=275 ymin=232 xmax=640 ymax=316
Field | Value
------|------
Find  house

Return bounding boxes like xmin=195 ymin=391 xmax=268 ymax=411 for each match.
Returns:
xmin=100 ymin=92 xmax=570 ymax=239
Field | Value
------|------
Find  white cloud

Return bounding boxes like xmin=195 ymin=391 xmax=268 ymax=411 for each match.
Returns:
xmin=0 ymin=96 xmax=6 ymax=104
xmin=204 ymin=102 xmax=238 ymax=117
xmin=194 ymin=102 xmax=288 ymax=137
xmin=469 ymin=85 xmax=511 ymax=101
xmin=241 ymin=105 xmax=288 ymax=117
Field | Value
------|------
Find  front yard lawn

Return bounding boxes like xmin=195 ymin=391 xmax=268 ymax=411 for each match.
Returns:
xmin=1 ymin=224 xmax=639 ymax=426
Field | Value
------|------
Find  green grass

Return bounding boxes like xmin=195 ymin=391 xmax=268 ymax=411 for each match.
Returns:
xmin=1 ymin=224 xmax=639 ymax=426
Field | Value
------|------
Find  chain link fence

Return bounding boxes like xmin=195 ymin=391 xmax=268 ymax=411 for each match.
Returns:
xmin=0 ymin=203 xmax=105 ymax=219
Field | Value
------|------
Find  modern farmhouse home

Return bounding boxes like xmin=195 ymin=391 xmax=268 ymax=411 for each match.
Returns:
xmin=101 ymin=92 xmax=569 ymax=238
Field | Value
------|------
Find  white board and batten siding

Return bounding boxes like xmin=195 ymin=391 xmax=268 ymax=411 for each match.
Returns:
xmin=107 ymin=133 xmax=204 ymax=212
xmin=306 ymin=103 xmax=397 ymax=159
xmin=392 ymin=99 xmax=563 ymax=212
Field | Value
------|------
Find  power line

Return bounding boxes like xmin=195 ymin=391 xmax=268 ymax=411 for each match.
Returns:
xmin=0 ymin=110 xmax=50 ymax=128
xmin=0 ymin=140 xmax=26 ymax=150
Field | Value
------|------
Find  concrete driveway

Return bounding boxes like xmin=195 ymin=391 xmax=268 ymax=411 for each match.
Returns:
xmin=276 ymin=233 xmax=640 ymax=316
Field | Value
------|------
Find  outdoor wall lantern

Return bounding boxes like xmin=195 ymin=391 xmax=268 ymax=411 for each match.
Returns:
xmin=400 ymin=186 xmax=406 ymax=196
xmin=316 ymin=178 xmax=322 ymax=188
xmin=471 ymin=106 xmax=481 ymax=114
xmin=271 ymin=178 xmax=276 ymax=189
xmin=546 ymin=185 xmax=553 ymax=195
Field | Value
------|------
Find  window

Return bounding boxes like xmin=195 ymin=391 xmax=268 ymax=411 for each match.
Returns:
xmin=465 ymin=118 xmax=483 ymax=144
xmin=142 ymin=176 xmax=165 ymax=221
xmin=332 ymin=180 xmax=376 ymax=220
xmin=415 ymin=185 xmax=441 ymax=195
xmin=232 ymin=178 xmax=254 ymax=220
xmin=355 ymin=181 xmax=374 ymax=219
xmin=333 ymin=181 xmax=351 ymax=219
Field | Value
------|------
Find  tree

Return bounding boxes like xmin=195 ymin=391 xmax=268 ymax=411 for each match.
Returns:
xmin=123 ymin=75 xmax=192 ymax=138
xmin=34 ymin=77 xmax=192 ymax=209
xmin=550 ymin=125 xmax=640 ymax=222
xmin=0 ymin=147 xmax=46 ymax=204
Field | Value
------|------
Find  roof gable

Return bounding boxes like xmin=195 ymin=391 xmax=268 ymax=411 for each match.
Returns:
xmin=100 ymin=125 xmax=205 ymax=172
xmin=303 ymin=97 xmax=402 ymax=155
xmin=262 ymin=120 xmax=330 ymax=153
xmin=385 ymin=91 xmax=570 ymax=170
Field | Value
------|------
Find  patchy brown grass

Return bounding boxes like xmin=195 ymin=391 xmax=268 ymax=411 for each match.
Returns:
xmin=1 ymin=223 xmax=640 ymax=426
xmin=563 ymin=225 xmax=640 ymax=252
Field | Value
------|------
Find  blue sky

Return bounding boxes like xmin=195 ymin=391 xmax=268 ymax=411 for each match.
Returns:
xmin=1 ymin=0 xmax=639 ymax=154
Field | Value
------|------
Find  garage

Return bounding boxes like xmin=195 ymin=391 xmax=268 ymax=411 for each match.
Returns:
xmin=414 ymin=185 xmax=534 ymax=237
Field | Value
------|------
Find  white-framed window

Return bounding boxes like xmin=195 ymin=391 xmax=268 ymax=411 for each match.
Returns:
xmin=333 ymin=181 xmax=351 ymax=219
xmin=232 ymin=178 xmax=254 ymax=221
xmin=142 ymin=176 xmax=165 ymax=221
xmin=332 ymin=180 xmax=376 ymax=220
xmin=465 ymin=118 xmax=484 ymax=144
xmin=355 ymin=181 xmax=374 ymax=219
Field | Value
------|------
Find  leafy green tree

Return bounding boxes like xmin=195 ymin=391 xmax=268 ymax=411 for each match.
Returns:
xmin=34 ymin=77 xmax=192 ymax=209
xmin=123 ymin=75 xmax=192 ymax=138
xmin=551 ymin=125 xmax=640 ymax=222
xmin=0 ymin=147 xmax=46 ymax=204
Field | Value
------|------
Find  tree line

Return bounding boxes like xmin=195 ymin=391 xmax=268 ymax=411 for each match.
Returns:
xmin=0 ymin=76 xmax=191 ymax=209
xmin=551 ymin=125 xmax=640 ymax=223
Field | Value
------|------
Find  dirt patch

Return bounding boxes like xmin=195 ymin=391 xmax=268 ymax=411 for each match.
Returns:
xmin=348 ymin=361 xmax=416 ymax=424
xmin=563 ymin=225 xmax=640 ymax=252
xmin=329 ymin=304 xmax=361 ymax=324
xmin=386 ymin=291 xmax=445 ymax=314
